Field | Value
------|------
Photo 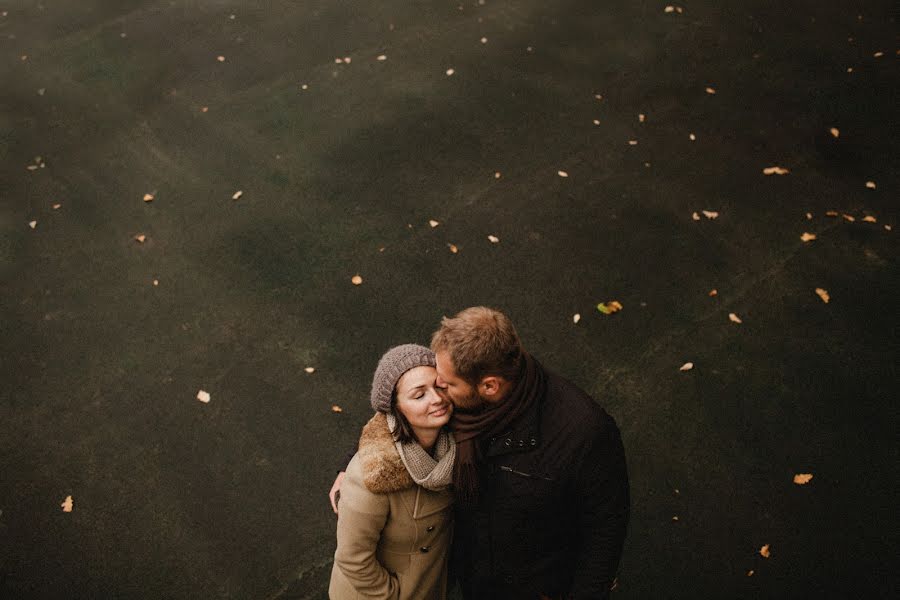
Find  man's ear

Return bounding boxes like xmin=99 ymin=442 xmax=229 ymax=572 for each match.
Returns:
xmin=480 ymin=376 xmax=501 ymax=397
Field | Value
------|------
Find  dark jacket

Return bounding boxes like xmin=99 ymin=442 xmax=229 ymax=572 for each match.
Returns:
xmin=451 ymin=369 xmax=629 ymax=600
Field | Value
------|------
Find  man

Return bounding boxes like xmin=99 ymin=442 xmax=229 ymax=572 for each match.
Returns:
xmin=330 ymin=307 xmax=629 ymax=599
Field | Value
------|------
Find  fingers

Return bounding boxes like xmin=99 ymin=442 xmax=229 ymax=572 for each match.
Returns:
xmin=329 ymin=471 xmax=346 ymax=514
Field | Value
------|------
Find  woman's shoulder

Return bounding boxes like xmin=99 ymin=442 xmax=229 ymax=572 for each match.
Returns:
xmin=355 ymin=413 xmax=414 ymax=494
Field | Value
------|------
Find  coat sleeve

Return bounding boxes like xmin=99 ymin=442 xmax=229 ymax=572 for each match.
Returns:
xmin=570 ymin=416 xmax=630 ymax=600
xmin=333 ymin=461 xmax=400 ymax=598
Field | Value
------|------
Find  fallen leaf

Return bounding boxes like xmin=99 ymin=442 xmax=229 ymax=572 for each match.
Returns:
xmin=825 ymin=210 xmax=839 ymax=217
xmin=377 ymin=54 xmax=387 ymax=61
xmin=800 ymin=232 xmax=817 ymax=242
xmin=52 ymin=203 xmax=61 ymax=209
xmin=865 ymin=181 xmax=876 ymax=189
xmin=593 ymin=119 xmax=600 ymax=125
xmin=815 ymin=288 xmax=830 ymax=303
xmin=487 ymin=235 xmax=500 ymax=243
xmin=862 ymin=215 xmax=876 ymax=223
xmin=873 ymin=51 xmax=883 ymax=58
xmin=445 ymin=68 xmax=455 ymax=76
xmin=38 ymin=88 xmax=46 ymax=96
xmin=152 ymin=279 xmax=159 ymax=286
xmin=351 ymin=275 xmax=363 ymax=285
xmin=628 ymin=140 xmax=638 ymax=146
xmin=747 ymin=570 xmax=754 ymax=577
xmin=201 ymin=106 xmax=209 ymax=113
xmin=806 ymin=212 xmax=812 ymax=220
xmin=829 ymin=127 xmax=840 ymax=138
xmin=705 ymin=86 xmax=716 ymax=94
xmin=672 ymin=516 xmax=679 ymax=521
xmin=573 ymin=313 xmax=581 ymax=324
xmin=448 ymin=243 xmax=459 ymax=253
xmin=689 ymin=133 xmax=696 ymax=141
xmin=759 ymin=544 xmax=771 ymax=559
xmin=301 ymin=84 xmax=308 ymax=90
xmin=61 ymin=495 xmax=73 ymax=513
xmin=729 ymin=312 xmax=742 ymax=323
xmin=692 ymin=212 xmax=701 ymax=221
xmin=638 ymin=113 xmax=646 ymax=123
xmin=557 ymin=170 xmax=569 ymax=178
xmin=304 ymin=367 xmax=315 ymax=374
xmin=216 ymin=55 xmax=225 ymax=62
xmin=709 ymin=289 xmax=718 ymax=297
xmin=331 ymin=405 xmax=343 ymax=413
xmin=886 ymin=225 xmax=892 ymax=231
xmin=842 ymin=214 xmax=855 ymax=222
xmin=679 ymin=362 xmax=694 ymax=371
xmin=28 ymin=220 xmax=37 ymax=229
xmin=429 ymin=220 xmax=439 ymax=228
xmin=763 ymin=166 xmax=790 ymax=175
xmin=143 ymin=193 xmax=154 ymax=202
xmin=702 ymin=210 xmax=719 ymax=219
xmin=494 ymin=171 xmax=501 ymax=179
xmin=343 ymin=57 xmax=351 ymax=64
xmin=134 ymin=234 xmax=146 ymax=243
xmin=793 ymin=473 xmax=814 ymax=485
xmin=196 ymin=390 xmax=211 ymax=403
xmin=664 ymin=5 xmax=675 ymax=12
xmin=480 ymin=37 xmax=488 ymax=44
xmin=232 ymin=190 xmax=243 ymax=200
xmin=597 ymin=301 xmax=623 ymax=315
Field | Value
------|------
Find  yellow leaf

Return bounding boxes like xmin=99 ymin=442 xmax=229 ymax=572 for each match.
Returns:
xmin=708 ymin=289 xmax=718 ymax=297
xmin=679 ymin=362 xmax=694 ymax=371
xmin=487 ymin=235 xmax=500 ymax=243
xmin=793 ymin=473 xmax=814 ymax=485
xmin=351 ymin=275 xmax=363 ymax=285
xmin=842 ymin=214 xmax=855 ymax=222
xmin=429 ymin=220 xmax=439 ymax=228
xmin=448 ymin=243 xmax=459 ymax=254
xmin=134 ymin=234 xmax=146 ymax=243
xmin=865 ymin=181 xmax=876 ymax=189
xmin=61 ymin=495 xmax=73 ymax=513
xmin=702 ymin=210 xmax=719 ymax=219
xmin=815 ymin=288 xmax=830 ymax=303
xmin=692 ymin=212 xmax=701 ymax=221
xmin=331 ymin=405 xmax=343 ymax=413
xmin=759 ymin=544 xmax=771 ymax=558
xmin=729 ymin=312 xmax=742 ymax=324
xmin=862 ymin=215 xmax=876 ymax=223
xmin=573 ymin=313 xmax=581 ymax=324
xmin=763 ymin=166 xmax=789 ymax=175
xmin=143 ymin=193 xmax=154 ymax=202
xmin=196 ymin=390 xmax=211 ymax=403
xmin=445 ymin=68 xmax=455 ymax=76
xmin=829 ymin=127 xmax=840 ymax=138
xmin=304 ymin=367 xmax=315 ymax=374
xmin=597 ymin=301 xmax=623 ymax=315
xmin=705 ymin=86 xmax=716 ymax=94
xmin=232 ymin=190 xmax=243 ymax=200
xmin=557 ymin=170 xmax=569 ymax=178
xmin=800 ymin=232 xmax=816 ymax=242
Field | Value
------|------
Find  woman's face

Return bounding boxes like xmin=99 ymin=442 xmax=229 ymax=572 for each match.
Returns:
xmin=394 ymin=366 xmax=453 ymax=436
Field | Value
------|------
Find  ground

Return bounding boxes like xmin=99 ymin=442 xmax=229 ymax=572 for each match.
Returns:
xmin=1 ymin=1 xmax=897 ymax=598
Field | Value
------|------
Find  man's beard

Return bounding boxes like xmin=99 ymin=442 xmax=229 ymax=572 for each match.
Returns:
xmin=448 ymin=388 xmax=486 ymax=412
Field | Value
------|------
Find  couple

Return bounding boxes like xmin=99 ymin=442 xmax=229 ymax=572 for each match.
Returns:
xmin=329 ymin=307 xmax=630 ymax=600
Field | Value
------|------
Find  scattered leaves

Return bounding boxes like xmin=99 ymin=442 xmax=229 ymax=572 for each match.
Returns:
xmin=679 ymin=362 xmax=694 ymax=371
xmin=487 ymin=235 xmax=500 ymax=243
xmin=573 ymin=313 xmax=581 ymax=324
xmin=448 ymin=243 xmax=459 ymax=254
xmin=429 ymin=219 xmax=439 ymax=228
xmin=351 ymin=275 xmax=363 ymax=285
xmin=143 ymin=193 xmax=154 ymax=202
xmin=597 ymin=301 xmax=623 ymax=315
xmin=692 ymin=212 xmax=701 ymax=221
xmin=759 ymin=544 xmax=771 ymax=559
xmin=702 ymin=210 xmax=719 ymax=220
xmin=28 ymin=220 xmax=37 ymax=229
xmin=134 ymin=234 xmax=146 ymax=243
xmin=52 ymin=203 xmax=61 ymax=210
xmin=763 ymin=166 xmax=790 ymax=175
xmin=638 ymin=113 xmax=646 ymax=123
xmin=729 ymin=312 xmax=743 ymax=324
xmin=800 ymin=232 xmax=816 ymax=242
xmin=705 ymin=86 xmax=716 ymax=95
xmin=445 ymin=68 xmax=455 ymax=76
xmin=829 ymin=127 xmax=840 ymax=138
xmin=232 ymin=190 xmax=243 ymax=200
xmin=689 ymin=133 xmax=696 ymax=141
xmin=865 ymin=181 xmax=876 ymax=189
xmin=628 ymin=140 xmax=638 ymax=146
xmin=557 ymin=170 xmax=569 ymax=178
xmin=825 ymin=210 xmax=839 ymax=217
xmin=793 ymin=473 xmax=814 ymax=485
xmin=709 ymin=289 xmax=718 ymax=297
xmin=61 ymin=495 xmax=73 ymax=513
xmin=377 ymin=54 xmax=387 ymax=61
xmin=331 ymin=405 xmax=343 ymax=413
xmin=196 ymin=390 xmax=211 ymax=403
xmin=216 ymin=55 xmax=225 ymax=62
xmin=815 ymin=288 xmax=830 ymax=303
xmin=747 ymin=570 xmax=755 ymax=577
xmin=862 ymin=215 xmax=876 ymax=223
xmin=304 ymin=367 xmax=315 ymax=374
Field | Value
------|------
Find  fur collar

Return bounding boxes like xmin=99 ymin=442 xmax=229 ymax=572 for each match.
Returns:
xmin=358 ymin=412 xmax=414 ymax=493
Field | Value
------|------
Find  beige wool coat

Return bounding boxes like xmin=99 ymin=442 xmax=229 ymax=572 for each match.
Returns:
xmin=329 ymin=413 xmax=453 ymax=600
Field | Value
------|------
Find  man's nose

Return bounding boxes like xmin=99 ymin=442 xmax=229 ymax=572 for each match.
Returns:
xmin=435 ymin=375 xmax=447 ymax=389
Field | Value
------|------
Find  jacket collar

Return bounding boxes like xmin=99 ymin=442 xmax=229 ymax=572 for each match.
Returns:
xmin=358 ymin=412 xmax=415 ymax=493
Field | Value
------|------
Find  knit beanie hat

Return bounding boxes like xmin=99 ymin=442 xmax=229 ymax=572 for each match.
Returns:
xmin=370 ymin=344 xmax=436 ymax=413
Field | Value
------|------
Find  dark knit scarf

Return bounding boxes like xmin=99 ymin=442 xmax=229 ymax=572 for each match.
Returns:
xmin=450 ymin=352 xmax=547 ymax=506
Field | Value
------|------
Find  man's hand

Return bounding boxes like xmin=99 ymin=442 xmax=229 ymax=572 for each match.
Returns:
xmin=329 ymin=471 xmax=346 ymax=514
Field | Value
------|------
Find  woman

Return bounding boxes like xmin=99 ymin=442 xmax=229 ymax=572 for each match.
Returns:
xmin=329 ymin=344 xmax=456 ymax=600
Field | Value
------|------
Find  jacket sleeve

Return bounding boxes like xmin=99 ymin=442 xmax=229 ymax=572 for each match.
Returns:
xmin=570 ymin=416 xmax=630 ymax=599
xmin=336 ymin=444 xmax=358 ymax=473
xmin=333 ymin=461 xmax=399 ymax=598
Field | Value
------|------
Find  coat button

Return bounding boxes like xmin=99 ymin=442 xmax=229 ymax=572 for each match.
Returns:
xmin=504 ymin=438 xmax=512 ymax=447
xmin=420 ymin=546 xmax=430 ymax=553
xmin=530 ymin=437 xmax=537 ymax=446
xmin=426 ymin=525 xmax=435 ymax=532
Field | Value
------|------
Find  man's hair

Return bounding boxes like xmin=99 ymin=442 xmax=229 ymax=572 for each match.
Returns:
xmin=430 ymin=306 xmax=523 ymax=385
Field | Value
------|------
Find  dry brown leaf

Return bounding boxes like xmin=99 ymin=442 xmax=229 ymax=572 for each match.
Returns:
xmin=865 ymin=181 xmax=876 ymax=189
xmin=729 ymin=312 xmax=742 ymax=324
xmin=806 ymin=212 xmax=812 ymax=220
xmin=331 ymin=405 xmax=343 ymax=413
xmin=445 ymin=68 xmax=455 ymax=76
xmin=815 ymin=288 xmax=830 ymax=303
xmin=672 ymin=516 xmax=679 ymax=521
xmin=793 ymin=473 xmax=814 ymax=485
xmin=691 ymin=212 xmax=701 ymax=221
xmin=557 ymin=170 xmax=569 ymax=178
xmin=702 ymin=210 xmax=719 ymax=220
xmin=763 ymin=166 xmax=790 ymax=175
xmin=487 ymin=235 xmax=500 ymax=243
xmin=61 ymin=495 xmax=73 ymax=513
xmin=143 ymin=193 xmax=154 ymax=202
xmin=862 ymin=215 xmax=876 ymax=223
xmin=28 ymin=220 xmax=37 ymax=229
xmin=304 ymin=367 xmax=315 ymax=374
xmin=429 ymin=219 xmax=439 ymax=228
xmin=800 ymin=232 xmax=817 ymax=242
xmin=232 ymin=190 xmax=243 ymax=200
xmin=448 ymin=243 xmax=459 ymax=254
xmin=216 ymin=55 xmax=225 ymax=62
xmin=709 ymin=289 xmax=718 ymax=297
xmin=638 ymin=113 xmax=646 ymax=123
xmin=679 ymin=362 xmax=694 ymax=371
xmin=201 ymin=106 xmax=209 ymax=113
xmin=747 ymin=570 xmax=755 ymax=577
xmin=134 ymin=234 xmax=146 ymax=243
xmin=196 ymin=390 xmax=211 ymax=403
xmin=829 ymin=127 xmax=840 ymax=138
xmin=705 ymin=86 xmax=716 ymax=94
xmin=351 ymin=275 xmax=363 ymax=285
xmin=825 ymin=210 xmax=839 ymax=217
xmin=885 ymin=225 xmax=892 ymax=231
xmin=759 ymin=544 xmax=771 ymax=558
xmin=573 ymin=313 xmax=581 ymax=324
xmin=494 ymin=171 xmax=501 ymax=179
xmin=377 ymin=54 xmax=387 ymax=61
xmin=842 ymin=214 xmax=855 ymax=222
